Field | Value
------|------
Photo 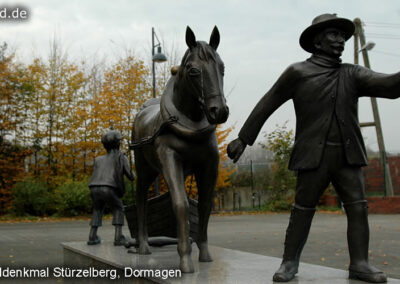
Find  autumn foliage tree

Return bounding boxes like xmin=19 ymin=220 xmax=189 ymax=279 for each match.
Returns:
xmin=0 ymin=43 xmax=32 ymax=214
xmin=89 ymin=55 xmax=151 ymax=162
xmin=0 ymin=37 xmax=236 ymax=215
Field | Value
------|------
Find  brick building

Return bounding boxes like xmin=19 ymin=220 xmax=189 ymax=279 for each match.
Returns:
xmin=363 ymin=155 xmax=400 ymax=195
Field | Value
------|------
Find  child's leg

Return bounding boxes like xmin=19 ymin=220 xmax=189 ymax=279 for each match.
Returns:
xmin=87 ymin=226 xmax=101 ymax=245
xmin=88 ymin=187 xmax=105 ymax=245
xmin=109 ymin=189 xmax=126 ymax=246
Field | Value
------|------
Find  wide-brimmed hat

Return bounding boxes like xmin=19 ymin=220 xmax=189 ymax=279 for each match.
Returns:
xmin=299 ymin=13 xmax=355 ymax=53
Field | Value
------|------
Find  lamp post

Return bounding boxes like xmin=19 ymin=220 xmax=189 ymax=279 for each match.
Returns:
xmin=354 ymin=18 xmax=394 ymax=197
xmin=152 ymin=27 xmax=167 ymax=98
xmin=151 ymin=27 xmax=167 ymax=196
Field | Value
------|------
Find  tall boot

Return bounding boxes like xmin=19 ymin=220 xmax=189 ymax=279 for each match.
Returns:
xmin=87 ymin=226 xmax=101 ymax=245
xmin=273 ymin=204 xmax=316 ymax=282
xmin=344 ymin=201 xmax=387 ymax=283
xmin=114 ymin=225 xmax=126 ymax=246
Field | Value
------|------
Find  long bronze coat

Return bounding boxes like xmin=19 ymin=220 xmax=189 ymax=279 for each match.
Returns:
xmin=238 ymin=55 xmax=400 ymax=170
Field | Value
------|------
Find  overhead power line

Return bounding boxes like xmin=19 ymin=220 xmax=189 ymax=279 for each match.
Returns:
xmin=370 ymin=50 xmax=400 ymax=58
xmin=365 ymin=21 xmax=400 ymax=28
xmin=367 ymin=32 xmax=400 ymax=37
xmin=366 ymin=33 xmax=400 ymax=40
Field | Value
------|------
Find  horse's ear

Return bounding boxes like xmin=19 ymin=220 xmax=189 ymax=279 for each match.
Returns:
xmin=209 ymin=26 xmax=220 ymax=50
xmin=186 ymin=26 xmax=197 ymax=49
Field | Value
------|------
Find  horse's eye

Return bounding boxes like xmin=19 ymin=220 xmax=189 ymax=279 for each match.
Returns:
xmin=188 ymin=67 xmax=201 ymax=76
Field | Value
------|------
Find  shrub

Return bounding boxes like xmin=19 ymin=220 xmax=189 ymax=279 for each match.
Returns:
xmin=230 ymin=170 xmax=252 ymax=187
xmin=260 ymin=122 xmax=296 ymax=211
xmin=54 ymin=179 xmax=92 ymax=216
xmin=122 ymin=178 xmax=135 ymax=205
xmin=12 ymin=178 xmax=53 ymax=216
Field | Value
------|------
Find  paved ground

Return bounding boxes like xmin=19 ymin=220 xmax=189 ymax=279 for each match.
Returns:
xmin=0 ymin=212 xmax=399 ymax=280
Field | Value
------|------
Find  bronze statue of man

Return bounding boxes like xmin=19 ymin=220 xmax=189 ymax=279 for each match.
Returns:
xmin=228 ymin=13 xmax=400 ymax=283
xmin=88 ymin=130 xmax=135 ymax=246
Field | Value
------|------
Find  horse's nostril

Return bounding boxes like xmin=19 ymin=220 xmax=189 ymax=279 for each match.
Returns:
xmin=220 ymin=106 xmax=229 ymax=122
xmin=209 ymin=107 xmax=218 ymax=116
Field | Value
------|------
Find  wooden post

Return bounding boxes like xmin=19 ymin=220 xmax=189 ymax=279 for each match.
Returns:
xmin=354 ymin=18 xmax=394 ymax=196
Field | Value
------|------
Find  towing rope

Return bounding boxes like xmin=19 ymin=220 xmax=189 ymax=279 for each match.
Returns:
xmin=129 ymin=116 xmax=178 ymax=150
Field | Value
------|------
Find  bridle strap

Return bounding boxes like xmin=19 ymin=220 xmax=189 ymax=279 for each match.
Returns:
xmin=197 ymin=69 xmax=205 ymax=107
xmin=196 ymin=69 xmax=224 ymax=108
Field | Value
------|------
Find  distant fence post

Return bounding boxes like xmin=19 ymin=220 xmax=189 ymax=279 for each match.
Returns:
xmin=250 ymin=160 xmax=254 ymax=192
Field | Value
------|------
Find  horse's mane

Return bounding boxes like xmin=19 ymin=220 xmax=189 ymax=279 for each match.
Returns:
xmin=180 ymin=41 xmax=217 ymax=67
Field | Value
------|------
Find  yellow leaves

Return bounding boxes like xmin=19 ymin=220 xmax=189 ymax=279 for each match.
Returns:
xmin=93 ymin=56 xmax=151 ymax=154
xmin=216 ymin=124 xmax=236 ymax=190
xmin=1 ymin=41 xmax=235 ymax=212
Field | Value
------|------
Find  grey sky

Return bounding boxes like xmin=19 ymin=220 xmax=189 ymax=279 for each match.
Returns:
xmin=1 ymin=0 xmax=400 ymax=152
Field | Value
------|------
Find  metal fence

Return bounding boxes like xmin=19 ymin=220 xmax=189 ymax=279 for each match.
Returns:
xmin=216 ymin=161 xmax=271 ymax=210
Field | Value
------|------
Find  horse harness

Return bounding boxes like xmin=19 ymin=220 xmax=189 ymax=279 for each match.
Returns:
xmin=130 ymin=67 xmax=220 ymax=150
xmin=129 ymin=115 xmax=178 ymax=150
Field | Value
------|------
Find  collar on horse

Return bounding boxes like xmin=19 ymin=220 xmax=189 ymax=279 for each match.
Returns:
xmin=160 ymin=75 xmax=216 ymax=139
xmin=130 ymin=75 xmax=216 ymax=150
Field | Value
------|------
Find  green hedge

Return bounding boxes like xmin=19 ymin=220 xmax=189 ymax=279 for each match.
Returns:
xmin=12 ymin=178 xmax=54 ymax=216
xmin=11 ymin=177 xmax=136 ymax=217
xmin=53 ymin=180 xmax=92 ymax=216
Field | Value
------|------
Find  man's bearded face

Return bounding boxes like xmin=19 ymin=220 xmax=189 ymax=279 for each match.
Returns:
xmin=314 ymin=27 xmax=346 ymax=58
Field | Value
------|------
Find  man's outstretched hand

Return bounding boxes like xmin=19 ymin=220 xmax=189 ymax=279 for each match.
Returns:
xmin=227 ymin=137 xmax=246 ymax=163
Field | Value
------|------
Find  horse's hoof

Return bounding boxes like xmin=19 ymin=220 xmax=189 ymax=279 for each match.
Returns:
xmin=199 ymin=251 xmax=213 ymax=262
xmin=138 ymin=244 xmax=152 ymax=255
xmin=198 ymin=243 xmax=213 ymax=262
xmin=180 ymin=255 xmax=194 ymax=273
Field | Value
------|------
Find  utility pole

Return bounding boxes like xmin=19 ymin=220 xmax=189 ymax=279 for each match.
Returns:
xmin=353 ymin=18 xmax=394 ymax=196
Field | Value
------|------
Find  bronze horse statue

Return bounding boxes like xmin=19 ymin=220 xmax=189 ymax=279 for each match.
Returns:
xmin=131 ymin=26 xmax=229 ymax=273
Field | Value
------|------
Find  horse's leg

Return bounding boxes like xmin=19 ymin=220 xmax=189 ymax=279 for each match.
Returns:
xmin=194 ymin=148 xmax=218 ymax=262
xmin=135 ymin=150 xmax=157 ymax=255
xmin=157 ymin=147 xmax=194 ymax=273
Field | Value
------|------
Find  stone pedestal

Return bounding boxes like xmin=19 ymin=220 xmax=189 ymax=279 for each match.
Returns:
xmin=62 ymin=242 xmax=400 ymax=283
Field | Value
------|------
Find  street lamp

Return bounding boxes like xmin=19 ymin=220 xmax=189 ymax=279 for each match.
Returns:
xmin=152 ymin=27 xmax=167 ymax=99
xmin=151 ymin=27 xmax=167 ymax=196
xmin=359 ymin=41 xmax=375 ymax=53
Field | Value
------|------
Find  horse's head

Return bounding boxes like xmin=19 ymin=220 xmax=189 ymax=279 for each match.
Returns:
xmin=178 ymin=26 xmax=229 ymax=124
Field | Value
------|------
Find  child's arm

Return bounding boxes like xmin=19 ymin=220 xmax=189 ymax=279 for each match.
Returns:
xmin=121 ymin=153 xmax=135 ymax=181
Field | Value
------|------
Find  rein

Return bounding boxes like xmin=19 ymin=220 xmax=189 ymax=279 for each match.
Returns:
xmin=130 ymin=115 xmax=178 ymax=149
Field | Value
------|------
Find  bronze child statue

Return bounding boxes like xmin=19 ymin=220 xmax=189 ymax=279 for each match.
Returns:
xmin=87 ymin=130 xmax=135 ymax=246
xmin=228 ymin=13 xmax=400 ymax=283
